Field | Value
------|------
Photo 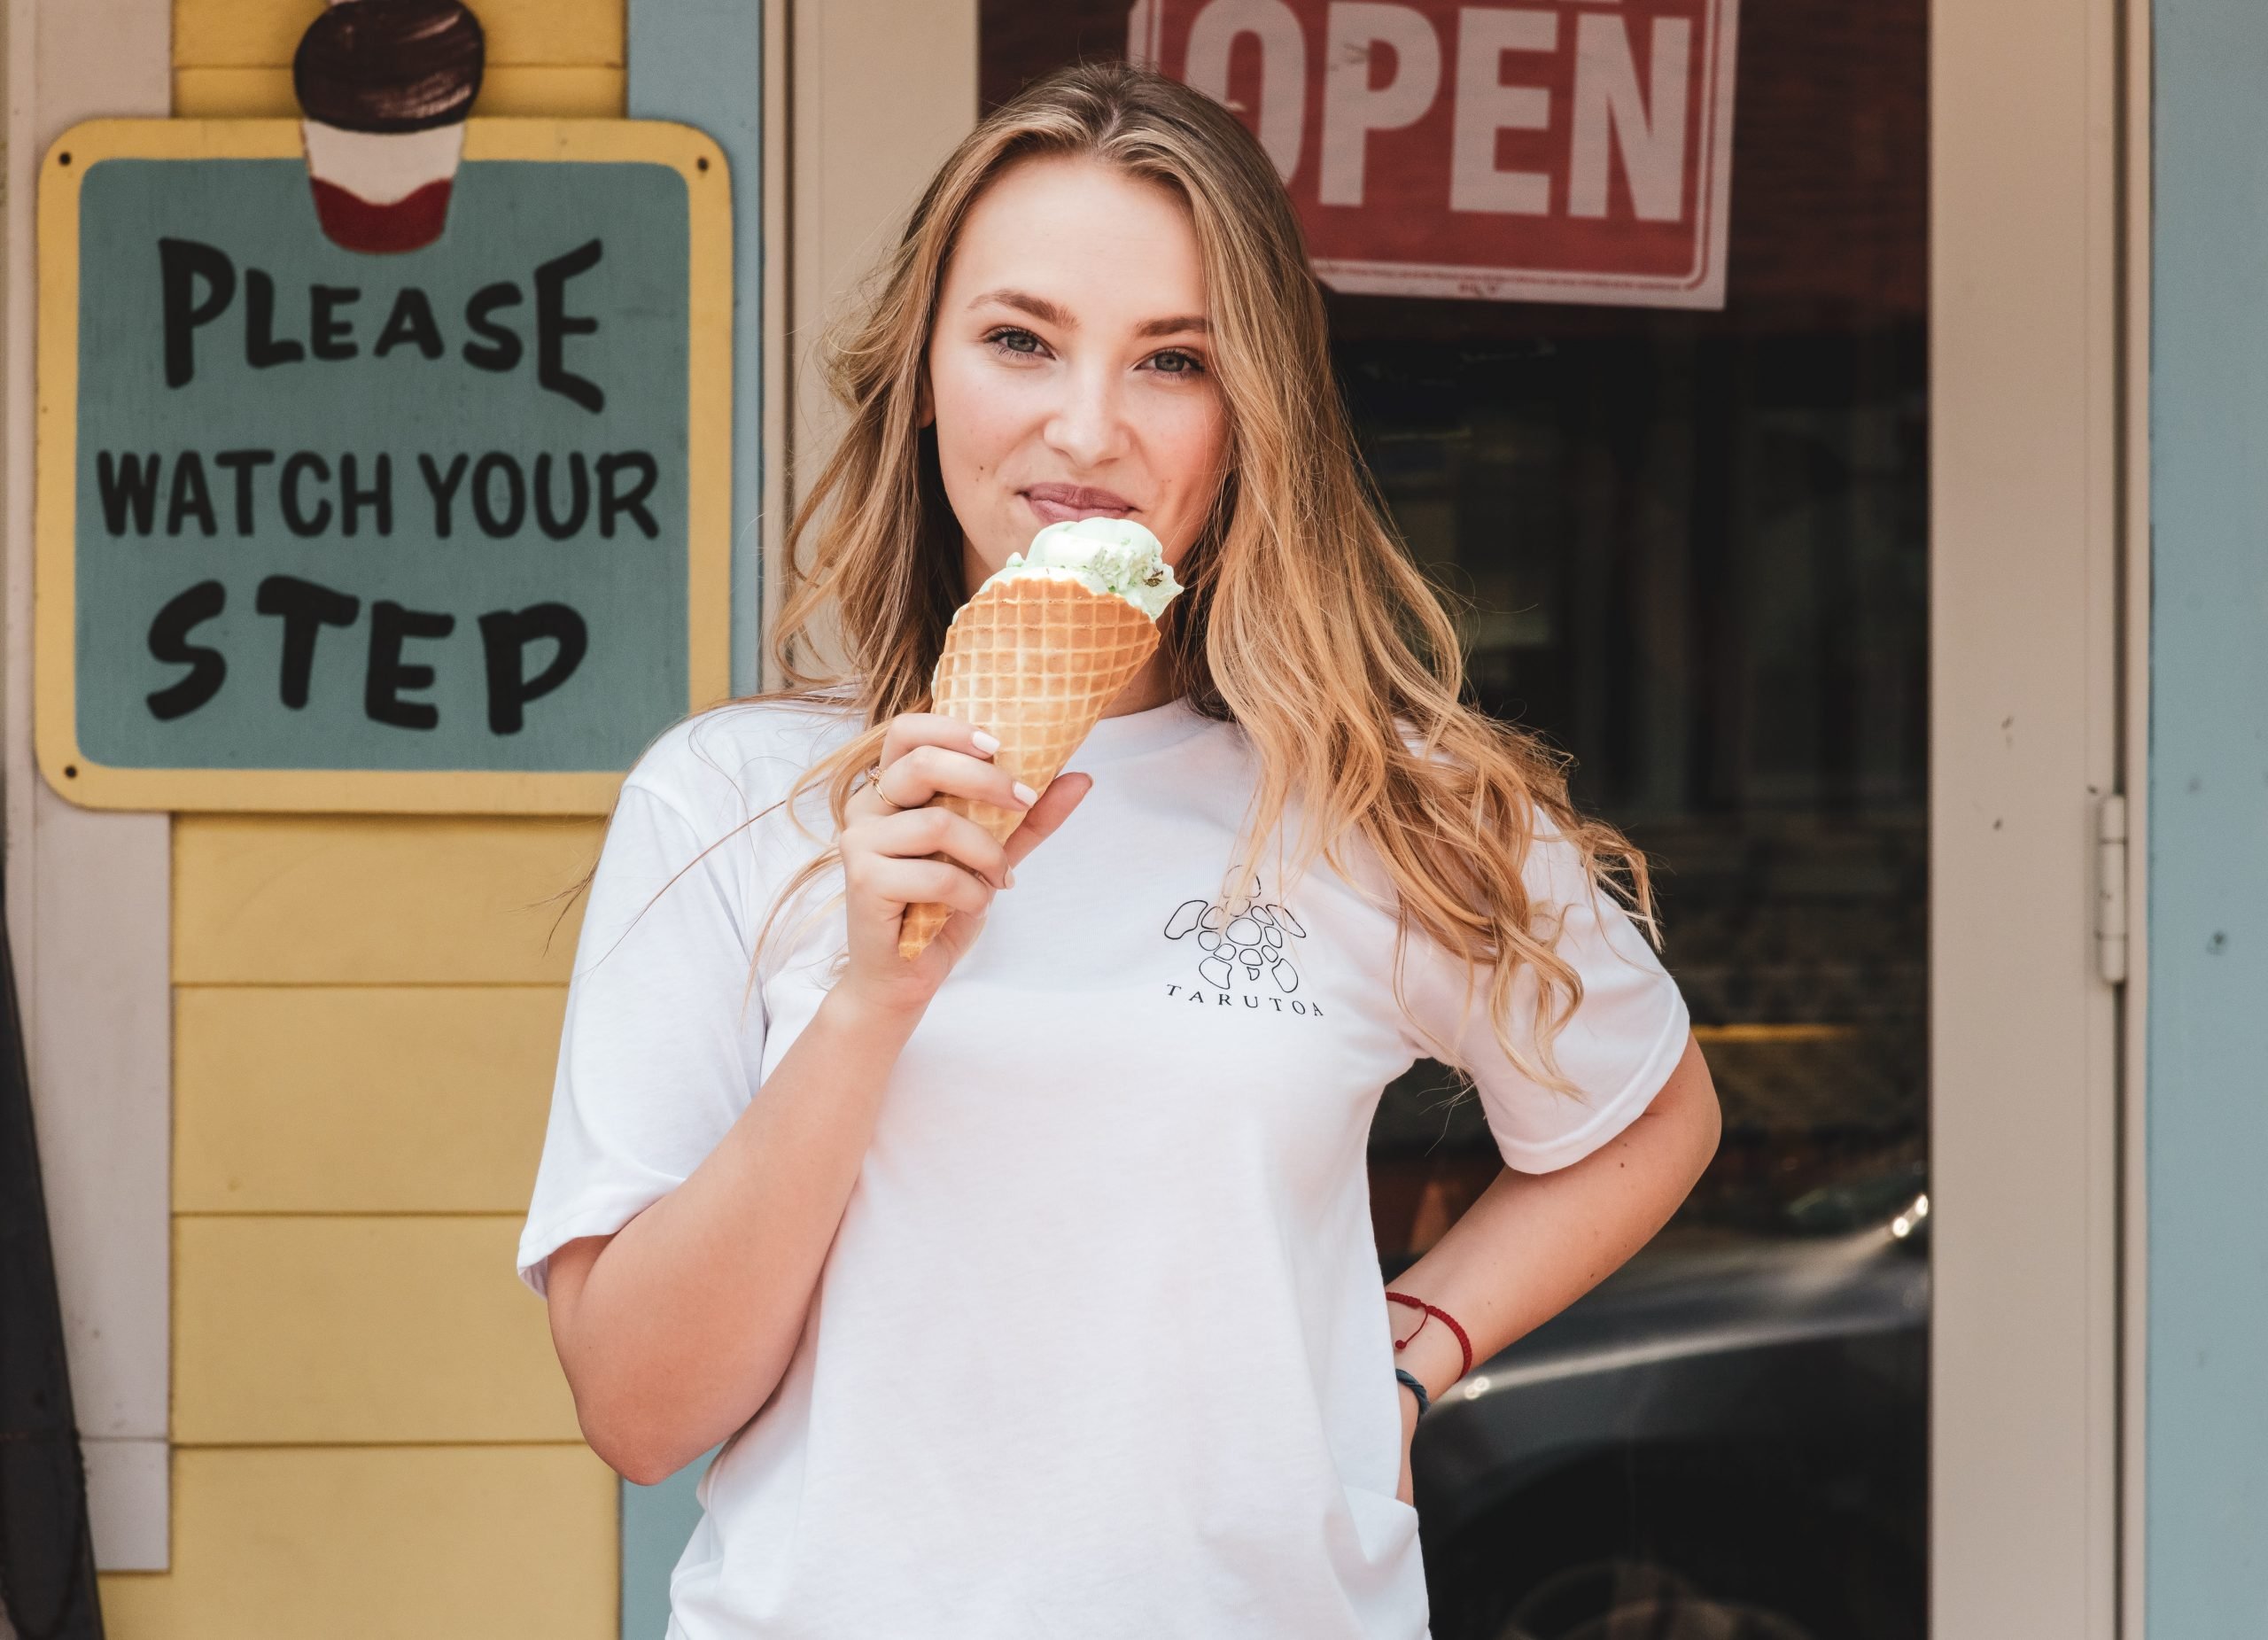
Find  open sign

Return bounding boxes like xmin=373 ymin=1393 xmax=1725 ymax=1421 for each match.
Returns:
xmin=1128 ymin=0 xmax=1740 ymax=307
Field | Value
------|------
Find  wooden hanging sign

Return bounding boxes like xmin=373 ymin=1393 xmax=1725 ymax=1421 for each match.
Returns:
xmin=36 ymin=115 xmax=732 ymax=813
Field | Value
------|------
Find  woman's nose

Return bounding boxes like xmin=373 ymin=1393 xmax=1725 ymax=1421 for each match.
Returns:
xmin=1042 ymin=361 xmax=1127 ymax=469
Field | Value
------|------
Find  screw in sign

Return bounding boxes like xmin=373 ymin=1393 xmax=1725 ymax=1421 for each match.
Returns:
xmin=1129 ymin=0 xmax=1741 ymax=308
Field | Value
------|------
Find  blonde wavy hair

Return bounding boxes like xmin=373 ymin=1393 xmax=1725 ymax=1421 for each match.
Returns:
xmin=633 ymin=60 xmax=1658 ymax=1096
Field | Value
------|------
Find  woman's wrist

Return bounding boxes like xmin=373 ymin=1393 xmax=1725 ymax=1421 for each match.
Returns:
xmin=801 ymin=983 xmax=928 ymax=1100
xmin=1402 ymin=1331 xmax=1464 ymax=1396
xmin=1386 ymin=1290 xmax=1472 ymax=1403
xmin=822 ymin=978 xmax=928 ymax=1038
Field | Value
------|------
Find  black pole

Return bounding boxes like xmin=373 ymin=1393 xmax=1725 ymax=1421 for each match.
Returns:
xmin=0 ymin=888 xmax=105 ymax=1640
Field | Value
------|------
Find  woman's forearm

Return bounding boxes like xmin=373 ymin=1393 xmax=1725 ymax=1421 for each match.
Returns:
xmin=1388 ymin=1033 xmax=1721 ymax=1401
xmin=549 ymin=985 xmax=920 ymax=1485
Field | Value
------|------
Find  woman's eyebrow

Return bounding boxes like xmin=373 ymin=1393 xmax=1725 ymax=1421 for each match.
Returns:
xmin=1133 ymin=314 xmax=1210 ymax=339
xmin=965 ymin=289 xmax=1209 ymax=340
xmin=968 ymin=288 xmax=1074 ymax=327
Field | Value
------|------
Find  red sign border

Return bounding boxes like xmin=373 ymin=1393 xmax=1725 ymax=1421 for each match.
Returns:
xmin=1130 ymin=0 xmax=1744 ymax=309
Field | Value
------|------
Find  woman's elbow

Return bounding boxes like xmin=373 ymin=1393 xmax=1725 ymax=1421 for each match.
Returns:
xmin=1644 ymin=1031 xmax=1720 ymax=1186
xmin=540 ymin=1235 xmax=673 ymax=1485
xmin=554 ymin=1339 xmax=667 ymax=1483
xmin=590 ymin=1421 xmax=676 ymax=1489
xmin=1674 ymin=1032 xmax=1722 ymax=1179
xmin=554 ymin=1333 xmax=705 ymax=1487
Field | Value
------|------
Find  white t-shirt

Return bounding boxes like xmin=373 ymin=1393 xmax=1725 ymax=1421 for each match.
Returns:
xmin=516 ymin=690 xmax=1690 ymax=1640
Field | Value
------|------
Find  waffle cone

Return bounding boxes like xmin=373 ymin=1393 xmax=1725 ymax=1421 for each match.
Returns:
xmin=897 ymin=575 xmax=1161 ymax=958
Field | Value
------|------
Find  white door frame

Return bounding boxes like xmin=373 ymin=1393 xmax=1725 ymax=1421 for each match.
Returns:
xmin=1931 ymin=0 xmax=2139 ymax=1632
xmin=770 ymin=2 xmax=2145 ymax=1630
xmin=2118 ymin=4 xmax=2152 ymax=1634
xmin=763 ymin=0 xmax=980 ymax=680
xmin=3 ymin=0 xmax=176 ymax=1574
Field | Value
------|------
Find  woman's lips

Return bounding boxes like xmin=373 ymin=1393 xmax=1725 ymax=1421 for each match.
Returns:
xmin=1021 ymin=484 xmax=1136 ymax=525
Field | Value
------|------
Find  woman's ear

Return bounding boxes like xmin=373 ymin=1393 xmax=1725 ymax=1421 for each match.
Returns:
xmin=914 ymin=365 xmax=936 ymax=429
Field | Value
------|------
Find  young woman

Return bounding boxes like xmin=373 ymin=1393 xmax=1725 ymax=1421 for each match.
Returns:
xmin=517 ymin=61 xmax=1720 ymax=1640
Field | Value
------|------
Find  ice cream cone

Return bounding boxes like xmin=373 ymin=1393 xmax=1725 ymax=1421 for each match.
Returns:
xmin=896 ymin=574 xmax=1162 ymax=958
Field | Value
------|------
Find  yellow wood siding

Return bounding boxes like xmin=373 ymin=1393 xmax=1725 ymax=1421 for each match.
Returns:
xmin=174 ymin=1216 xmax=582 ymax=1443
xmin=175 ymin=985 xmax=564 ymax=1213
xmin=96 ymin=1445 xmax=618 ymax=1640
xmin=173 ymin=815 xmax=600 ymax=985
xmin=120 ymin=6 xmax=636 ymax=1635
xmin=175 ymin=0 xmax=624 ymax=66
xmin=175 ymin=63 xmax=627 ymax=119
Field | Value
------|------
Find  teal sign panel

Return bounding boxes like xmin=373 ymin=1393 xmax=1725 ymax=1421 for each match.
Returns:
xmin=72 ymin=155 xmax=691 ymax=773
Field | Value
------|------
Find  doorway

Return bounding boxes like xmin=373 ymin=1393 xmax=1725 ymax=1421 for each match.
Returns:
xmin=773 ymin=1 xmax=2132 ymax=1631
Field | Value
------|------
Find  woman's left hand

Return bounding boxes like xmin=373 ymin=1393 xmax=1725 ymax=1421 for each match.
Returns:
xmin=1396 ymin=1381 xmax=1420 ymax=1505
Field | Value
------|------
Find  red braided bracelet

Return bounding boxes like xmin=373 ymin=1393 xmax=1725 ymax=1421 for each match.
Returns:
xmin=1386 ymin=1290 xmax=1473 ymax=1380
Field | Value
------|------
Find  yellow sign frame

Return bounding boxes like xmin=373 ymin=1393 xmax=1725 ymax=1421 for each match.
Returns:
xmin=35 ymin=117 xmax=734 ymax=815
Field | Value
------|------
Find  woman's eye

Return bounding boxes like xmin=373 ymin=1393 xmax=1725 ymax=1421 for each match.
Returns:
xmin=979 ymin=330 xmax=1204 ymax=375
xmin=983 ymin=327 xmax=1046 ymax=357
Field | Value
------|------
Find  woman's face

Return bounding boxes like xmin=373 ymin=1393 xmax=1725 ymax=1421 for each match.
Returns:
xmin=925 ymin=154 xmax=1229 ymax=596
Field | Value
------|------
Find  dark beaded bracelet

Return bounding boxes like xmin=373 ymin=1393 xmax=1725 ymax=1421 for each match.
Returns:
xmin=1394 ymin=1366 xmax=1430 ymax=1418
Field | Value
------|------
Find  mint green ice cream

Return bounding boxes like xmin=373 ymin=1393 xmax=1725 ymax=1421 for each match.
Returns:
xmin=978 ymin=517 xmax=1184 ymax=621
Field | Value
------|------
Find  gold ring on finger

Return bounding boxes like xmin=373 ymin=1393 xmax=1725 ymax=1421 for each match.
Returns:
xmin=866 ymin=763 xmax=901 ymax=812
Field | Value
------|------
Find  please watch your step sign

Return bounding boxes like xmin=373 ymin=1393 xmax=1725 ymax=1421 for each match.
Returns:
xmin=35 ymin=118 xmax=731 ymax=813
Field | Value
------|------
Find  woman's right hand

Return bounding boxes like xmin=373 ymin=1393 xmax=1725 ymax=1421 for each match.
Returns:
xmin=834 ymin=711 xmax=1092 ymax=1018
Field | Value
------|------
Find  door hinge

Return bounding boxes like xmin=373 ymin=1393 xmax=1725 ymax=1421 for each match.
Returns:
xmin=2096 ymin=793 xmax=2130 ymax=985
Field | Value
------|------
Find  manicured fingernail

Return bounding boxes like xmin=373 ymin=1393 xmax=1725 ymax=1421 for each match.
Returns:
xmin=972 ymin=729 xmax=1001 ymax=754
xmin=1005 ymin=867 xmax=1016 ymax=888
xmin=1012 ymin=781 xmax=1038 ymax=806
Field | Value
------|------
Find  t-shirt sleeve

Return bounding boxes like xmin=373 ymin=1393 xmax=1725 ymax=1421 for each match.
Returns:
xmin=514 ymin=773 xmax=767 ymax=1299
xmin=1394 ymin=824 xmax=1691 ymax=1174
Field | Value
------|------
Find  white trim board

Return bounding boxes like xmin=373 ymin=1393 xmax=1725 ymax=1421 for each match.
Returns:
xmin=1930 ymin=0 xmax=2129 ymax=1631
xmin=775 ymin=0 xmax=977 ymax=684
xmin=2118 ymin=0 xmax=2151 ymax=1631
xmin=3 ymin=0 xmax=175 ymax=1574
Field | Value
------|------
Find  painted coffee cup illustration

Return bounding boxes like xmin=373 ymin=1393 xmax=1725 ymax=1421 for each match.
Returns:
xmin=293 ymin=0 xmax=485 ymax=254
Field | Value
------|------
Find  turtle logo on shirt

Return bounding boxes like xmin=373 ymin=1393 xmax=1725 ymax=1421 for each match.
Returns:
xmin=1162 ymin=875 xmax=1310 ymax=1004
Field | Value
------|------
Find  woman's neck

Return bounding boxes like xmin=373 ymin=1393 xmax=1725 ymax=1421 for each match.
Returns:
xmin=1100 ymin=653 xmax=1177 ymax=717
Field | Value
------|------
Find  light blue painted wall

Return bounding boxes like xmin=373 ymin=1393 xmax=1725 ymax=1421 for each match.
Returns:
xmin=620 ymin=1451 xmax=720 ymax=1640
xmin=2149 ymin=2 xmax=2268 ymax=1634
xmin=632 ymin=0 xmax=765 ymax=697
xmin=619 ymin=4 xmax=762 ymax=1635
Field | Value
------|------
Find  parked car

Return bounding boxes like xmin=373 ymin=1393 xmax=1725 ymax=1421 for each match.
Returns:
xmin=1403 ymin=1162 xmax=1929 ymax=1640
